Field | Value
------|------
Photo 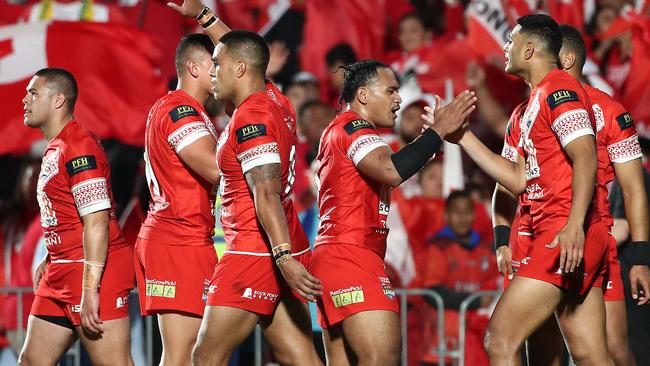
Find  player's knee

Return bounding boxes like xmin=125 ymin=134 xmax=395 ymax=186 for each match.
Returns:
xmin=191 ymin=341 xmax=226 ymax=366
xmin=17 ymin=351 xmax=37 ymax=366
xmin=484 ymin=330 xmax=516 ymax=359
xmin=607 ymin=343 xmax=631 ymax=366
xmin=358 ymin=342 xmax=400 ymax=366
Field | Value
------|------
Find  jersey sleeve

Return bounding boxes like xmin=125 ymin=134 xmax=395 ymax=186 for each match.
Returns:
xmin=233 ymin=108 xmax=282 ymax=174
xmin=63 ymin=139 xmax=111 ymax=217
xmin=164 ymin=104 xmax=211 ymax=154
xmin=502 ymin=115 xmax=523 ymax=163
xmin=604 ymin=103 xmax=642 ymax=164
xmin=544 ymin=87 xmax=594 ymax=147
xmin=338 ymin=119 xmax=389 ymax=166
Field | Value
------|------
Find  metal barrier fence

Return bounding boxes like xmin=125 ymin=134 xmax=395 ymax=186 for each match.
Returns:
xmin=0 ymin=287 xmax=501 ymax=366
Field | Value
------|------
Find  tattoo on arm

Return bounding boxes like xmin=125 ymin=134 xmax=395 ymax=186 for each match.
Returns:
xmin=245 ymin=163 xmax=282 ymax=191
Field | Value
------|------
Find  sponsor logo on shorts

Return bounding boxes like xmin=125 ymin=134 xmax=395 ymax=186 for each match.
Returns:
xmin=379 ymin=277 xmax=396 ymax=300
xmin=208 ymin=285 xmax=218 ymax=294
xmin=202 ymin=279 xmax=211 ymax=302
xmin=70 ymin=304 xmax=81 ymax=313
xmin=241 ymin=288 xmax=279 ymax=302
xmin=520 ymin=257 xmax=531 ymax=265
xmin=145 ymin=278 xmax=177 ymax=298
xmin=330 ymin=286 xmax=365 ymax=307
xmin=116 ymin=295 xmax=129 ymax=309
xmin=606 ymin=280 xmax=614 ymax=289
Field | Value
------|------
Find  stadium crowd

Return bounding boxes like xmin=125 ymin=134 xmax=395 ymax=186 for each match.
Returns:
xmin=1 ymin=0 xmax=650 ymax=365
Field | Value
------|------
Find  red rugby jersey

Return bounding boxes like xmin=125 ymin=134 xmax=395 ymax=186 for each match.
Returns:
xmin=315 ymin=111 xmax=392 ymax=258
xmin=216 ymin=86 xmax=309 ymax=255
xmin=139 ymin=90 xmax=218 ymax=246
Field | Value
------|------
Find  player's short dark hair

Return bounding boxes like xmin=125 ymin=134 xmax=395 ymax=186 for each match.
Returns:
xmin=517 ymin=14 xmax=562 ymax=58
xmin=560 ymin=24 xmax=587 ymax=69
xmin=175 ymin=33 xmax=215 ymax=75
xmin=326 ymin=43 xmax=357 ymax=68
xmin=34 ymin=67 xmax=78 ymax=113
xmin=445 ymin=189 xmax=473 ymax=211
xmin=338 ymin=60 xmax=390 ymax=107
xmin=218 ymin=30 xmax=270 ymax=77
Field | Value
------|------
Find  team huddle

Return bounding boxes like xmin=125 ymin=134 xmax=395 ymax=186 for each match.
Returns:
xmin=16 ymin=0 xmax=650 ymax=364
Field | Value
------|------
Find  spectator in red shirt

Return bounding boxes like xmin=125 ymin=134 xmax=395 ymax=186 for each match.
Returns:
xmin=419 ymin=190 xmax=498 ymax=366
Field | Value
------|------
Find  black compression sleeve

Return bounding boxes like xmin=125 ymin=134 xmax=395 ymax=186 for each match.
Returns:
xmin=390 ymin=128 xmax=442 ymax=181
xmin=493 ymin=225 xmax=511 ymax=251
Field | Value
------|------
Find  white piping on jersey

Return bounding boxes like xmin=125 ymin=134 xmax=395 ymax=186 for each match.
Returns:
xmin=223 ymin=247 xmax=311 ymax=257
xmin=51 ymin=259 xmax=84 ymax=264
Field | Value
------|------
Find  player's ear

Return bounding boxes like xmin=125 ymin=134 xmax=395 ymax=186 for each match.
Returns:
xmin=524 ymin=41 xmax=534 ymax=60
xmin=187 ymin=60 xmax=200 ymax=78
xmin=235 ymin=61 xmax=246 ymax=78
xmin=560 ymin=51 xmax=576 ymax=71
xmin=356 ymin=86 xmax=368 ymax=105
xmin=52 ymin=92 xmax=66 ymax=110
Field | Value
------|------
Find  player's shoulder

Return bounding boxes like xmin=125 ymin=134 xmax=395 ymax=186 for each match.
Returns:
xmin=331 ymin=111 xmax=376 ymax=137
xmin=156 ymin=90 xmax=203 ymax=123
xmin=58 ymin=121 xmax=105 ymax=175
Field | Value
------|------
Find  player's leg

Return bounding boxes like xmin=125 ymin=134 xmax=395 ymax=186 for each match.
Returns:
xmin=339 ymin=310 xmax=401 ymax=366
xmin=76 ymin=317 xmax=133 ymax=366
xmin=556 ymin=287 xmax=613 ymax=366
xmin=322 ymin=325 xmax=356 ymax=366
xmin=18 ymin=315 xmax=75 ymax=366
xmin=261 ymin=296 xmax=323 ymax=365
xmin=484 ymin=276 xmax=563 ymax=366
xmin=605 ymin=300 xmax=635 ymax=366
xmin=525 ymin=315 xmax=563 ymax=366
xmin=157 ymin=312 xmax=203 ymax=366
xmin=192 ymin=306 xmax=260 ymax=366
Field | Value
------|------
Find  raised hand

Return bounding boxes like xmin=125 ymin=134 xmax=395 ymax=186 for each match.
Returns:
xmin=422 ymin=91 xmax=476 ymax=140
xmin=167 ymin=0 xmax=205 ymax=18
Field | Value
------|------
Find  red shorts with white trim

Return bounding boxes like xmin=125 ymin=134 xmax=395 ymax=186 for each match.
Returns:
xmin=206 ymin=249 xmax=311 ymax=315
xmin=516 ymin=222 xmax=609 ymax=296
xmin=134 ymin=238 xmax=218 ymax=316
xmin=311 ymin=244 xmax=399 ymax=329
xmin=503 ymin=232 xmax=533 ymax=289
xmin=603 ymin=234 xmax=624 ymax=302
xmin=31 ymin=245 xmax=134 ymax=326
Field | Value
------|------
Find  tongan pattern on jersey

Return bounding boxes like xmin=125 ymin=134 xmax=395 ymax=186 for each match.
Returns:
xmin=139 ymin=90 xmax=217 ymax=246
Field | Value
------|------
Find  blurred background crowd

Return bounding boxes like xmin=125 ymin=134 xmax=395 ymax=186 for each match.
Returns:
xmin=2 ymin=0 xmax=650 ymax=365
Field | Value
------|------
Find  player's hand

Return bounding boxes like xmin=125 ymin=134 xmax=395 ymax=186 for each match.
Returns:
xmin=495 ymin=246 xmax=514 ymax=280
xmin=167 ymin=0 xmax=205 ymax=18
xmin=545 ymin=222 xmax=584 ymax=274
xmin=424 ymin=91 xmax=476 ymax=140
xmin=278 ymin=257 xmax=322 ymax=302
xmin=80 ymin=288 xmax=104 ymax=335
xmin=267 ymin=42 xmax=290 ymax=77
xmin=466 ymin=61 xmax=486 ymax=88
xmin=33 ymin=256 xmax=48 ymax=292
xmin=629 ymin=265 xmax=650 ymax=305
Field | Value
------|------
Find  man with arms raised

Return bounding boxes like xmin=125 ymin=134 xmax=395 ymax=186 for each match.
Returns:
xmin=313 ymin=59 xmax=476 ymax=366
xmin=20 ymin=68 xmax=134 ymax=365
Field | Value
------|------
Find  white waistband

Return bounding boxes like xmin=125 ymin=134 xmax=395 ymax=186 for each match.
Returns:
xmin=223 ymin=247 xmax=311 ymax=257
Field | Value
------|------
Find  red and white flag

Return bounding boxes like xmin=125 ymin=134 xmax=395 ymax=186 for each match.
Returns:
xmin=466 ymin=0 xmax=534 ymax=62
xmin=0 ymin=21 xmax=167 ymax=155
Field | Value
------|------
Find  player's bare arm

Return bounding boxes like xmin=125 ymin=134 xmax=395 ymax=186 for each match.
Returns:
xmin=492 ymin=184 xmax=518 ymax=279
xmin=168 ymin=0 xmax=231 ymax=43
xmin=80 ymin=209 xmax=110 ymax=335
xmin=357 ymin=91 xmax=476 ymax=187
xmin=33 ymin=252 xmax=49 ymax=292
xmin=245 ymin=163 xmax=322 ymax=302
xmin=614 ymin=158 xmax=650 ymax=304
xmin=177 ymin=135 xmax=221 ymax=185
xmin=457 ymin=132 xmax=527 ymax=195
xmin=546 ymin=135 xmax=597 ymax=274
